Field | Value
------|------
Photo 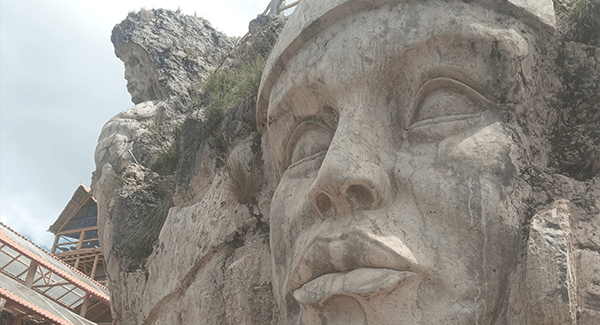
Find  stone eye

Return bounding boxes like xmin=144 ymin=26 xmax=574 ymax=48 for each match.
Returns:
xmin=410 ymin=78 xmax=493 ymax=127
xmin=286 ymin=121 xmax=333 ymax=168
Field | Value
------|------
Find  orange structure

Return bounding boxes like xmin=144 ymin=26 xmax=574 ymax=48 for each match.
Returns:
xmin=48 ymin=186 xmax=106 ymax=286
xmin=0 ymin=222 xmax=111 ymax=324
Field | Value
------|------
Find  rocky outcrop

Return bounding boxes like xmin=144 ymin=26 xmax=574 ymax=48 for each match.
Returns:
xmin=111 ymin=8 xmax=236 ymax=103
xmin=91 ymin=3 xmax=599 ymax=325
xmin=92 ymin=11 xmax=284 ymax=325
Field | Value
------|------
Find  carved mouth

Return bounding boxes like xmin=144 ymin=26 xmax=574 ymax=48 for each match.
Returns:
xmin=289 ymin=227 xmax=422 ymax=305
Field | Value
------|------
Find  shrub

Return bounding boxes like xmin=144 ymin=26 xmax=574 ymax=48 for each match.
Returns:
xmin=554 ymin=0 xmax=600 ymax=44
xmin=151 ymin=124 xmax=182 ymax=176
xmin=226 ymin=160 xmax=261 ymax=204
xmin=201 ymin=55 xmax=267 ymax=128
xmin=235 ymin=55 xmax=267 ymax=98
xmin=116 ymin=190 xmax=174 ymax=271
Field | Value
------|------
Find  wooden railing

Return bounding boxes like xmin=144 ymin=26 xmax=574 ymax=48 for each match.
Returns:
xmin=51 ymin=226 xmax=99 ymax=254
xmin=265 ymin=0 xmax=300 ymax=15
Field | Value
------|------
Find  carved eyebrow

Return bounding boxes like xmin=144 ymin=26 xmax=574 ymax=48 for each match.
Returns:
xmin=409 ymin=77 xmax=498 ymax=127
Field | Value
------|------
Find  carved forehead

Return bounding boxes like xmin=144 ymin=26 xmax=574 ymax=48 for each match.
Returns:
xmin=115 ymin=43 xmax=152 ymax=66
xmin=266 ymin=3 xmax=532 ymax=126
xmin=256 ymin=0 xmax=555 ymax=132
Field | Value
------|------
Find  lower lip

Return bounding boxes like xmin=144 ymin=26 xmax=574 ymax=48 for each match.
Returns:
xmin=293 ymin=268 xmax=418 ymax=306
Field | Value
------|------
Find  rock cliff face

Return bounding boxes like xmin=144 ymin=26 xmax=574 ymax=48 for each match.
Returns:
xmin=92 ymin=9 xmax=284 ymax=325
xmin=91 ymin=3 xmax=599 ymax=325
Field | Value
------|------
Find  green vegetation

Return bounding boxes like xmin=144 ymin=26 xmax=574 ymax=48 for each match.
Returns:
xmin=151 ymin=123 xmax=182 ymax=176
xmin=201 ymin=56 xmax=267 ymax=128
xmin=554 ymin=0 xmax=600 ymax=44
xmin=121 ymin=192 xmax=173 ymax=270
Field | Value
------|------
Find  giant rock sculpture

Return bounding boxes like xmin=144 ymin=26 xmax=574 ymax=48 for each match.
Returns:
xmin=92 ymin=2 xmax=599 ymax=324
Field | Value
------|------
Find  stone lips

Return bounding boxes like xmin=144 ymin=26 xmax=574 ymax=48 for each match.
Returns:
xmin=288 ymin=226 xmax=421 ymax=293
xmin=293 ymin=268 xmax=418 ymax=306
xmin=288 ymin=226 xmax=423 ymax=305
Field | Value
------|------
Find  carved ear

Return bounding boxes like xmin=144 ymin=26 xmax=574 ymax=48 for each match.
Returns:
xmin=508 ymin=200 xmax=578 ymax=324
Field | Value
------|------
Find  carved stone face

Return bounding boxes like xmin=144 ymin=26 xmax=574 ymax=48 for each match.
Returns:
xmin=117 ymin=44 xmax=164 ymax=104
xmin=266 ymin=2 xmax=536 ymax=324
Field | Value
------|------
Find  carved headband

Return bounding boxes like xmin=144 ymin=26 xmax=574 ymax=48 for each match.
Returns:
xmin=256 ymin=0 xmax=556 ymax=132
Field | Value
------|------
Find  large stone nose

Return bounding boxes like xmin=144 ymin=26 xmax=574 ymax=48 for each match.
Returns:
xmin=307 ymin=138 xmax=391 ymax=218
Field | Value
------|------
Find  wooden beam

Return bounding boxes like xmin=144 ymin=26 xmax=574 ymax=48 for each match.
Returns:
xmin=68 ymin=295 xmax=85 ymax=309
xmin=76 ymin=230 xmax=86 ymax=250
xmin=24 ymin=260 xmax=39 ymax=288
xmin=279 ymin=0 xmax=299 ymax=11
xmin=34 ymin=282 xmax=71 ymax=289
xmin=74 ymin=256 xmax=81 ymax=269
xmin=80 ymin=294 xmax=90 ymax=317
xmin=55 ymin=240 xmax=81 ymax=247
xmin=55 ymin=247 xmax=102 ymax=256
xmin=1 ymin=253 xmax=21 ymax=269
xmin=90 ymin=254 xmax=100 ymax=280
xmin=56 ymin=285 xmax=79 ymax=301
xmin=55 ymin=193 xmax=92 ymax=234
xmin=57 ymin=226 xmax=98 ymax=237
xmin=270 ymin=0 xmax=284 ymax=14
xmin=51 ymin=234 xmax=60 ymax=254
xmin=55 ymin=254 xmax=101 ymax=264
xmin=86 ymin=299 xmax=103 ymax=313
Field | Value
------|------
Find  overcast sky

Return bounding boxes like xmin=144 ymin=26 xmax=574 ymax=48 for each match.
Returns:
xmin=0 ymin=0 xmax=268 ymax=250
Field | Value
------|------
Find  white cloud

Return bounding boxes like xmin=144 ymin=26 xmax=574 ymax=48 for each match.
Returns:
xmin=0 ymin=191 xmax=58 ymax=251
xmin=0 ymin=0 xmax=273 ymax=250
xmin=76 ymin=0 xmax=268 ymax=36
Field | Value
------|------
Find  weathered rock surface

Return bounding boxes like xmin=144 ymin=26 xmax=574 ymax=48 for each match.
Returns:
xmin=96 ymin=9 xmax=235 ymax=172
xmin=91 ymin=3 xmax=599 ymax=325
xmin=111 ymin=8 xmax=236 ymax=103
xmin=92 ymin=10 xmax=283 ymax=325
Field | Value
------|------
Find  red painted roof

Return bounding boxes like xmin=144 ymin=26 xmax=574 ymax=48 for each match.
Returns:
xmin=0 ymin=225 xmax=110 ymax=305
xmin=0 ymin=285 xmax=73 ymax=325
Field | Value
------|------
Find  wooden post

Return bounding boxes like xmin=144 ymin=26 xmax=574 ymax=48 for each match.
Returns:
xmin=76 ymin=230 xmax=86 ymax=250
xmin=74 ymin=256 xmax=81 ymax=270
xmin=51 ymin=235 xmax=60 ymax=254
xmin=90 ymin=254 xmax=100 ymax=280
xmin=25 ymin=260 xmax=39 ymax=288
xmin=269 ymin=0 xmax=284 ymax=15
xmin=11 ymin=316 xmax=22 ymax=325
xmin=279 ymin=0 xmax=299 ymax=12
xmin=80 ymin=294 xmax=90 ymax=317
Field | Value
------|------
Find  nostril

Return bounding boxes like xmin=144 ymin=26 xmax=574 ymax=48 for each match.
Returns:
xmin=346 ymin=184 xmax=374 ymax=210
xmin=315 ymin=193 xmax=333 ymax=217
